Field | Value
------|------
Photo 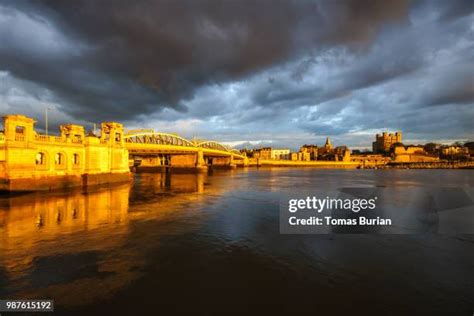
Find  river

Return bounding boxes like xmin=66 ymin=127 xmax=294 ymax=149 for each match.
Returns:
xmin=0 ymin=168 xmax=473 ymax=315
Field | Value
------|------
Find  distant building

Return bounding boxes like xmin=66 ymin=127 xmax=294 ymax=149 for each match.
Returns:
xmin=299 ymin=151 xmax=310 ymax=161
xmin=255 ymin=147 xmax=272 ymax=160
xmin=440 ymin=145 xmax=469 ymax=157
xmin=252 ymin=147 xmax=290 ymax=160
xmin=324 ymin=137 xmax=333 ymax=150
xmin=316 ymin=137 xmax=338 ymax=160
xmin=465 ymin=142 xmax=474 ymax=156
xmin=271 ymin=149 xmax=290 ymax=160
xmin=334 ymin=146 xmax=348 ymax=156
xmin=299 ymin=144 xmax=318 ymax=160
xmin=393 ymin=145 xmax=438 ymax=162
xmin=372 ymin=131 xmax=402 ymax=153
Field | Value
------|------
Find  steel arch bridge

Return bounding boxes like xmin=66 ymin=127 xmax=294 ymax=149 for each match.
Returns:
xmin=124 ymin=130 xmax=245 ymax=159
xmin=124 ymin=132 xmax=195 ymax=147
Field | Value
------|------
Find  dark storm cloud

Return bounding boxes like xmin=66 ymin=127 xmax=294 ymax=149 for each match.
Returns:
xmin=0 ymin=0 xmax=473 ymax=146
xmin=0 ymin=0 xmax=410 ymax=122
xmin=423 ymin=69 xmax=474 ymax=107
xmin=413 ymin=0 xmax=474 ymax=21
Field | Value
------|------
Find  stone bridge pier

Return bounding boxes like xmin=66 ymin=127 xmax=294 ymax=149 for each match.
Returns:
xmin=168 ymin=150 xmax=208 ymax=173
xmin=134 ymin=155 xmax=169 ymax=172
xmin=207 ymin=154 xmax=236 ymax=169
xmin=135 ymin=150 xmax=208 ymax=173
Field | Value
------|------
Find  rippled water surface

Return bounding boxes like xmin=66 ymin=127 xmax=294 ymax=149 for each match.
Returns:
xmin=0 ymin=168 xmax=473 ymax=315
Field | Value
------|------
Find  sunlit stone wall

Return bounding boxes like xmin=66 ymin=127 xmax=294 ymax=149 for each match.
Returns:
xmin=0 ymin=114 xmax=130 ymax=191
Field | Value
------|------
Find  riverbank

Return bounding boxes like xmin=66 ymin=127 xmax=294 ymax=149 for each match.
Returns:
xmin=385 ymin=161 xmax=474 ymax=169
xmin=238 ymin=159 xmax=360 ymax=168
xmin=236 ymin=159 xmax=474 ymax=169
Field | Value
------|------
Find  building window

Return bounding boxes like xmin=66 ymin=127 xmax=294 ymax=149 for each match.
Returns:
xmin=15 ymin=126 xmax=25 ymax=134
xmin=73 ymin=135 xmax=82 ymax=143
xmin=36 ymin=152 xmax=46 ymax=165
xmin=73 ymin=153 xmax=80 ymax=165
xmin=55 ymin=153 xmax=65 ymax=165
xmin=115 ymin=132 xmax=121 ymax=142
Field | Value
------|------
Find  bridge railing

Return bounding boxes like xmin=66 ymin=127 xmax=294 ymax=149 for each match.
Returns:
xmin=124 ymin=131 xmax=245 ymax=158
xmin=125 ymin=129 xmax=154 ymax=135
xmin=196 ymin=141 xmax=236 ymax=152
xmin=124 ymin=132 xmax=195 ymax=147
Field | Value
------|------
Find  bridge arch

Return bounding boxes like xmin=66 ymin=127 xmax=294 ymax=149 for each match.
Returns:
xmin=124 ymin=132 xmax=195 ymax=147
xmin=196 ymin=141 xmax=232 ymax=152
xmin=124 ymin=131 xmax=245 ymax=159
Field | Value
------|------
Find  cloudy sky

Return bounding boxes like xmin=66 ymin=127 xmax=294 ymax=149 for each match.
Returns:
xmin=0 ymin=0 xmax=473 ymax=150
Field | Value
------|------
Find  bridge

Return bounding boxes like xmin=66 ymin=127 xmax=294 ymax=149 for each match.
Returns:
xmin=123 ymin=130 xmax=247 ymax=171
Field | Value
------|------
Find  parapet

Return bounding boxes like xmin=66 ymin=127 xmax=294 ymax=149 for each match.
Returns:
xmin=2 ymin=114 xmax=37 ymax=142
xmin=100 ymin=122 xmax=125 ymax=145
xmin=60 ymin=124 xmax=85 ymax=142
xmin=2 ymin=114 xmax=36 ymax=124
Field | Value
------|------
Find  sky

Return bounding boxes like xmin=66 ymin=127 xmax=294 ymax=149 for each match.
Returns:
xmin=0 ymin=0 xmax=473 ymax=150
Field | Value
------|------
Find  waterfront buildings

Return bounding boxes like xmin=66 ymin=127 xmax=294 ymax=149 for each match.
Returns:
xmin=440 ymin=145 xmax=470 ymax=157
xmin=392 ymin=145 xmax=439 ymax=163
xmin=299 ymin=145 xmax=318 ymax=160
xmin=255 ymin=147 xmax=272 ymax=160
xmin=247 ymin=137 xmax=352 ymax=163
xmin=2 ymin=112 xmax=471 ymax=193
xmin=271 ymin=149 xmax=290 ymax=160
xmin=372 ymin=132 xmax=402 ymax=153
xmin=248 ymin=147 xmax=291 ymax=160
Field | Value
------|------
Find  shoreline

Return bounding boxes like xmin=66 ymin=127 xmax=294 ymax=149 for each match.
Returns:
xmin=236 ymin=159 xmax=474 ymax=169
xmin=1 ymin=162 xmax=472 ymax=193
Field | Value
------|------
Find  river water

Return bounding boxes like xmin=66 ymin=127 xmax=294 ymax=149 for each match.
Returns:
xmin=0 ymin=168 xmax=473 ymax=315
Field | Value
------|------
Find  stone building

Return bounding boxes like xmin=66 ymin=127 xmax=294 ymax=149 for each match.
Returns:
xmin=252 ymin=147 xmax=290 ymax=160
xmin=317 ymin=137 xmax=336 ymax=159
xmin=372 ymin=131 xmax=402 ymax=153
xmin=299 ymin=152 xmax=311 ymax=161
xmin=393 ymin=145 xmax=438 ymax=162
xmin=0 ymin=114 xmax=131 ymax=191
xmin=440 ymin=145 xmax=469 ymax=158
xmin=255 ymin=147 xmax=272 ymax=160
xmin=299 ymin=144 xmax=318 ymax=160
xmin=271 ymin=149 xmax=290 ymax=160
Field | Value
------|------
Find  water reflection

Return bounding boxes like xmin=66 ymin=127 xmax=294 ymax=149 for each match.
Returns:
xmin=0 ymin=185 xmax=131 ymax=241
xmin=0 ymin=172 xmax=213 ymax=307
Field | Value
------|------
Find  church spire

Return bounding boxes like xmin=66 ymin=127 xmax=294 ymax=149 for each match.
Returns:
xmin=325 ymin=137 xmax=332 ymax=149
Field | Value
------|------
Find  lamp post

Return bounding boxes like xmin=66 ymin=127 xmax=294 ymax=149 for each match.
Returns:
xmin=45 ymin=106 xmax=52 ymax=136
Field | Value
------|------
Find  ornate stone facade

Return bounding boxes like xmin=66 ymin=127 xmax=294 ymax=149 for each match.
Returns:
xmin=0 ymin=114 xmax=131 ymax=191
